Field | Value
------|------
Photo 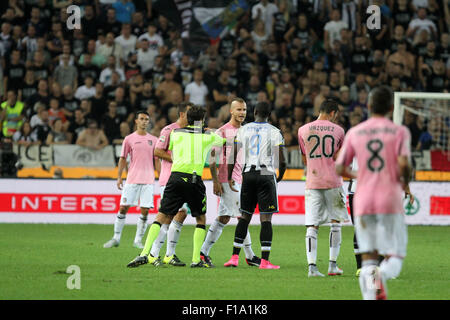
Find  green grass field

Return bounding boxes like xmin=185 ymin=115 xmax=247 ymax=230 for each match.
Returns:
xmin=0 ymin=224 xmax=449 ymax=300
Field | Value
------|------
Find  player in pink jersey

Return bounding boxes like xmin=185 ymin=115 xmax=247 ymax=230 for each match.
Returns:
xmin=298 ymin=99 xmax=347 ymax=277
xmin=336 ymin=86 xmax=413 ymax=300
xmin=199 ymin=98 xmax=261 ymax=267
xmin=104 ymin=111 xmax=160 ymax=249
xmin=141 ymin=102 xmax=193 ymax=267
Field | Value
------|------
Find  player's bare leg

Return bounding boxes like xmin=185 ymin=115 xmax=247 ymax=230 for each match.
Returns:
xmin=359 ymin=251 xmax=382 ymax=300
xmin=104 ymin=205 xmax=129 ymax=248
xmin=306 ymin=225 xmax=324 ymax=277
xmin=328 ymin=219 xmax=343 ymax=276
xmin=133 ymin=207 xmax=149 ymax=249
xmin=163 ymin=209 xmax=187 ymax=266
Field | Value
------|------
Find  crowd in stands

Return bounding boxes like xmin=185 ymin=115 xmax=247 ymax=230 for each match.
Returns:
xmin=0 ymin=0 xmax=449 ymax=155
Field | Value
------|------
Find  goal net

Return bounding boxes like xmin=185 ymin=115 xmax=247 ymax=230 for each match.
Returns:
xmin=393 ymin=92 xmax=449 ymax=217
xmin=393 ymin=92 xmax=450 ymax=173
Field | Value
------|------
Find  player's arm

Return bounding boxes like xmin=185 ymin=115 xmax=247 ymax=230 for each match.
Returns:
xmin=210 ymin=148 xmax=224 ymax=196
xmin=154 ymin=147 xmax=172 ymax=162
xmin=153 ymin=154 xmax=161 ymax=176
xmin=277 ymin=144 xmax=287 ymax=182
xmin=228 ymin=136 xmax=240 ymax=192
xmin=117 ymin=157 xmax=127 ymax=190
xmin=398 ymin=155 xmax=412 ymax=191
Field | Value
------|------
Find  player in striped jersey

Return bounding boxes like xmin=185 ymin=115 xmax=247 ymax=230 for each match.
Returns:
xmin=224 ymin=102 xmax=287 ymax=269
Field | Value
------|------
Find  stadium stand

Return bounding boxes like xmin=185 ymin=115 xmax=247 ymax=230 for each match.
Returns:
xmin=0 ymin=0 xmax=448 ymax=178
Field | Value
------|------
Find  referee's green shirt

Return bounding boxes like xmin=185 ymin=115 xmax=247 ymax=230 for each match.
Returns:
xmin=169 ymin=125 xmax=226 ymax=175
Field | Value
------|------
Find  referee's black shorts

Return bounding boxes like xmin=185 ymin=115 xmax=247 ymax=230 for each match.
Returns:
xmin=240 ymin=167 xmax=278 ymax=215
xmin=159 ymin=171 xmax=206 ymax=217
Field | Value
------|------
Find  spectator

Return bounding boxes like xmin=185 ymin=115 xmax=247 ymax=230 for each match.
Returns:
xmin=349 ymin=73 xmax=370 ymax=102
xmin=48 ymin=97 xmax=66 ymax=126
xmin=113 ymin=0 xmax=136 ymax=24
xmin=89 ymin=82 xmax=106 ymax=116
xmin=138 ymin=23 xmax=164 ymax=55
xmin=99 ymin=55 xmax=126 ymax=86
xmin=251 ymin=0 xmax=279 ymax=37
xmin=176 ymin=54 xmax=194 ymax=89
xmin=75 ymin=76 xmax=96 ymax=100
xmin=30 ymin=50 xmax=50 ymax=82
xmin=284 ymin=14 xmax=317 ymax=49
xmin=391 ymin=0 xmax=415 ymax=35
xmin=115 ymin=23 xmax=137 ymax=59
xmin=67 ymin=108 xmax=87 ymax=144
xmin=61 ymin=85 xmax=80 ymax=120
xmin=76 ymin=119 xmax=108 ymax=150
xmin=124 ymin=51 xmax=141 ymax=80
xmin=12 ymin=121 xmax=38 ymax=146
xmin=4 ymin=49 xmax=25 ymax=95
xmin=112 ymin=86 xmax=131 ymax=118
xmin=21 ymin=69 xmax=37 ymax=104
xmin=137 ymin=39 xmax=157 ymax=74
xmin=104 ymin=8 xmax=122 ymax=36
xmin=184 ymin=68 xmax=208 ymax=106
xmin=324 ymin=9 xmax=349 ymax=52
xmin=407 ymin=7 xmax=437 ymax=41
xmin=112 ymin=121 xmax=131 ymax=145
xmin=80 ymin=40 xmax=107 ymax=69
xmin=53 ymin=54 xmax=78 ymax=91
xmin=97 ymin=32 xmax=125 ymax=68
xmin=212 ymin=69 xmax=236 ymax=114
xmin=133 ymin=80 xmax=159 ymax=111
xmin=34 ymin=108 xmax=51 ymax=144
xmin=0 ymin=90 xmax=24 ymax=137
xmin=102 ymin=101 xmax=122 ymax=143
xmin=46 ymin=118 xmax=70 ymax=145
xmin=251 ymin=19 xmax=269 ymax=53
xmin=81 ymin=4 xmax=98 ymax=40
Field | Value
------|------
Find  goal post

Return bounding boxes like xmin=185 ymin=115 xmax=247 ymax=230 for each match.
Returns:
xmin=393 ymin=91 xmax=450 ymax=174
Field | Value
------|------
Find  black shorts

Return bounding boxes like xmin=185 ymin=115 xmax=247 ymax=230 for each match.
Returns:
xmin=240 ymin=169 xmax=278 ymax=215
xmin=159 ymin=172 xmax=206 ymax=217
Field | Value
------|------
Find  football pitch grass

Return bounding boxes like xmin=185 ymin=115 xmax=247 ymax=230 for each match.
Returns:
xmin=0 ymin=224 xmax=449 ymax=300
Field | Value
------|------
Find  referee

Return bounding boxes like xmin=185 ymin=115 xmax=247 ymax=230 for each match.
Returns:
xmin=127 ymin=105 xmax=226 ymax=268
xmin=224 ymin=102 xmax=287 ymax=269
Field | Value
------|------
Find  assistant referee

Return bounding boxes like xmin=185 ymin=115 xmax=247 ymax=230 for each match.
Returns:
xmin=127 ymin=105 xmax=226 ymax=268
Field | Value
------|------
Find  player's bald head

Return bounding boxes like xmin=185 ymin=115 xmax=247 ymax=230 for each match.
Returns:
xmin=230 ymin=97 xmax=246 ymax=110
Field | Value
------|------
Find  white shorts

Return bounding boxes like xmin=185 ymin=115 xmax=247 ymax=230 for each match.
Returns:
xmin=305 ymin=186 xmax=348 ymax=226
xmin=160 ymin=186 xmax=190 ymax=213
xmin=218 ymin=183 xmax=241 ymax=218
xmin=120 ymin=183 xmax=154 ymax=208
xmin=354 ymin=213 xmax=408 ymax=258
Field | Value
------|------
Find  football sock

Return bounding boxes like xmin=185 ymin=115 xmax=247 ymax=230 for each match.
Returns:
xmin=134 ymin=214 xmax=148 ymax=244
xmin=329 ymin=223 xmax=342 ymax=263
xmin=150 ymin=223 xmax=169 ymax=257
xmin=260 ymin=221 xmax=272 ymax=261
xmin=140 ymin=221 xmax=161 ymax=257
xmin=166 ymin=220 xmax=183 ymax=257
xmin=192 ymin=224 xmax=206 ymax=263
xmin=380 ymin=256 xmax=403 ymax=281
xmin=113 ymin=213 xmax=126 ymax=242
xmin=201 ymin=219 xmax=225 ymax=256
xmin=306 ymin=227 xmax=318 ymax=265
xmin=243 ymin=230 xmax=256 ymax=260
xmin=232 ymin=218 xmax=249 ymax=256
xmin=359 ymin=259 xmax=378 ymax=300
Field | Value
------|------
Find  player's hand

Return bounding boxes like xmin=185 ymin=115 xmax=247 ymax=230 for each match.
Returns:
xmin=213 ymin=180 xmax=224 ymax=196
xmin=117 ymin=178 xmax=123 ymax=190
xmin=405 ymin=190 xmax=414 ymax=206
xmin=228 ymin=179 xmax=238 ymax=192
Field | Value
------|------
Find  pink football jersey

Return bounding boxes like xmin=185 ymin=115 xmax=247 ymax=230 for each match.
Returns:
xmin=298 ymin=119 xmax=345 ymax=189
xmin=214 ymin=122 xmax=243 ymax=184
xmin=336 ymin=117 xmax=411 ymax=216
xmin=120 ymin=132 xmax=158 ymax=184
xmin=155 ymin=122 xmax=180 ymax=186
